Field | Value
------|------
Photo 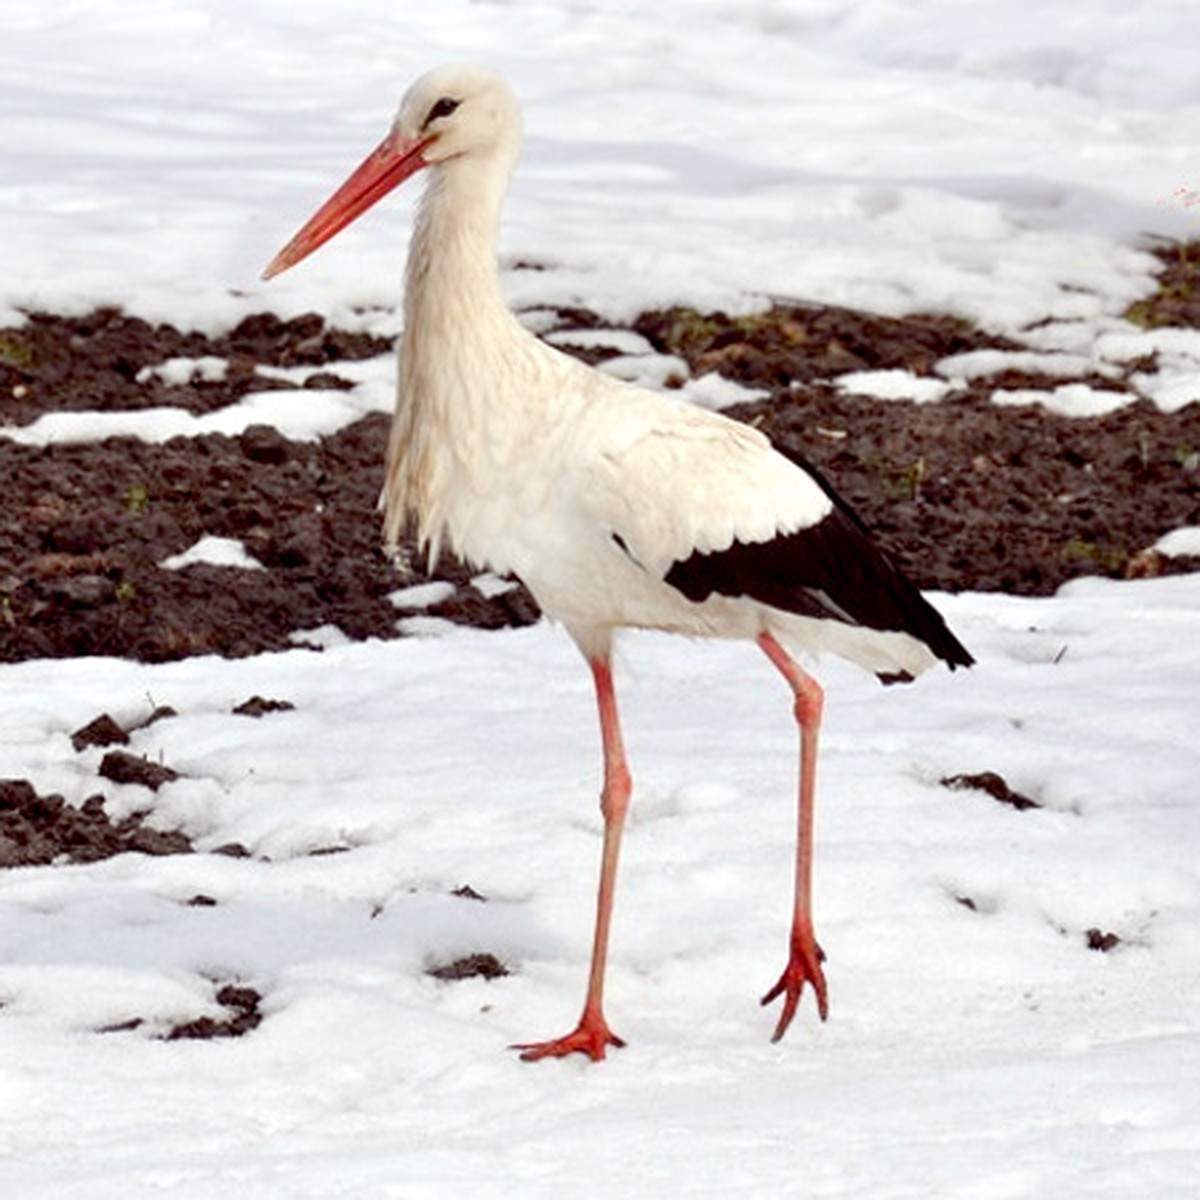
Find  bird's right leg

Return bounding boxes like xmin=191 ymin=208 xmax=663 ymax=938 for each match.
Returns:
xmin=757 ymin=631 xmax=829 ymax=1041
xmin=512 ymin=655 xmax=630 ymax=1062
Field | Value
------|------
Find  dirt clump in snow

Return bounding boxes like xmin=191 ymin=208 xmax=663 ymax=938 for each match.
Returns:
xmin=0 ymin=778 xmax=193 ymax=867
xmin=163 ymin=984 xmax=264 ymax=1041
xmin=427 ymin=953 xmax=510 ymax=981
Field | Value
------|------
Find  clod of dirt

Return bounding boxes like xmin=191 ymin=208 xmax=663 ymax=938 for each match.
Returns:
xmin=1085 ymin=928 xmax=1122 ymax=953
xmin=165 ymin=983 xmax=263 ymax=1040
xmin=210 ymin=841 xmax=252 ymax=858
xmin=233 ymin=695 xmax=296 ymax=717
xmin=426 ymin=953 xmax=509 ymax=982
xmin=97 ymin=1018 xmax=145 ymax=1034
xmin=70 ymin=713 xmax=130 ymax=752
xmin=98 ymin=750 xmax=179 ymax=792
xmin=239 ymin=423 xmax=292 ymax=465
xmin=133 ymin=705 xmax=178 ymax=731
xmin=0 ymin=779 xmax=192 ymax=866
xmin=941 ymin=771 xmax=1042 ymax=811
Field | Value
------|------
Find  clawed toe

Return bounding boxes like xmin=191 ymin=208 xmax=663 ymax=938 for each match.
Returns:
xmin=761 ymin=936 xmax=828 ymax=1041
xmin=512 ymin=1012 xmax=625 ymax=1062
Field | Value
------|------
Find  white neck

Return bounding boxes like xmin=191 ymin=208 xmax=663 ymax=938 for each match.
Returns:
xmin=383 ymin=147 xmax=539 ymax=560
xmin=403 ymin=152 xmax=516 ymax=343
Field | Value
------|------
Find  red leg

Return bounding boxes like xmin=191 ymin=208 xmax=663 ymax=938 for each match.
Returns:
xmin=757 ymin=631 xmax=829 ymax=1040
xmin=513 ymin=655 xmax=631 ymax=1062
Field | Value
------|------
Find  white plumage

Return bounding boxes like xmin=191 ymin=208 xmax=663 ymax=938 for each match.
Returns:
xmin=265 ymin=63 xmax=972 ymax=1061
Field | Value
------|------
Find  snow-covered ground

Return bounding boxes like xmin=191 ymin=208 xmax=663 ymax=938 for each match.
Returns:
xmin=4 ymin=586 xmax=1200 ymax=1197
xmin=7 ymin=0 xmax=1200 ymax=414
xmin=3 ymin=2 xmax=1200 ymax=1196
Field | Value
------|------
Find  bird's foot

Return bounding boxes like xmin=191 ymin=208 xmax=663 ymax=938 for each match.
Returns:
xmin=511 ymin=1009 xmax=626 ymax=1063
xmin=761 ymin=931 xmax=828 ymax=1041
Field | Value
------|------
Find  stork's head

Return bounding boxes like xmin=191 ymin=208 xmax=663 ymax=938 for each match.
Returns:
xmin=262 ymin=64 xmax=519 ymax=280
xmin=396 ymin=63 xmax=520 ymax=167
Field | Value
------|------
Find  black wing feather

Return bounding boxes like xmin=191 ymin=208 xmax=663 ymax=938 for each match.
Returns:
xmin=662 ymin=444 xmax=974 ymax=671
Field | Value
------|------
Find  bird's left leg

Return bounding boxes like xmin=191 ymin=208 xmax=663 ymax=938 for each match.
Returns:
xmin=513 ymin=654 xmax=630 ymax=1062
xmin=756 ymin=631 xmax=829 ymax=1040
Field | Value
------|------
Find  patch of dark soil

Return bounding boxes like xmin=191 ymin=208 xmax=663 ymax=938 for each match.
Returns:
xmin=71 ymin=709 xmax=179 ymax=754
xmin=2 ymin=278 xmax=1199 ymax=666
xmin=0 ymin=308 xmax=393 ymax=426
xmin=165 ymin=983 xmax=263 ymax=1040
xmin=426 ymin=953 xmax=509 ymax=982
xmin=0 ymin=779 xmax=193 ymax=866
xmin=1085 ymin=928 xmax=1122 ymax=953
xmin=233 ymin=695 xmax=296 ymax=717
xmin=138 ymin=705 xmax=179 ymax=729
xmin=941 ymin=771 xmax=1042 ymax=811
xmin=96 ymin=1018 xmax=146 ymax=1034
xmin=71 ymin=713 xmax=130 ymax=751
xmin=0 ymin=408 xmax=536 ymax=662
xmin=98 ymin=750 xmax=180 ymax=792
xmin=211 ymin=841 xmax=253 ymax=859
xmin=634 ymin=302 xmax=1017 ymax=389
xmin=1124 ymin=240 xmax=1200 ymax=330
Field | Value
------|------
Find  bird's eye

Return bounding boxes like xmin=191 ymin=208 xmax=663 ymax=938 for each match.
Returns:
xmin=424 ymin=96 xmax=461 ymax=127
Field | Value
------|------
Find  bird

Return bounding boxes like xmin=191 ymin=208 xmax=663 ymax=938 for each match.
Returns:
xmin=263 ymin=63 xmax=973 ymax=1062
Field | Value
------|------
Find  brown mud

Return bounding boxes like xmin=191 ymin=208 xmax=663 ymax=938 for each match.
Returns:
xmin=3 ymin=285 xmax=1197 ymax=664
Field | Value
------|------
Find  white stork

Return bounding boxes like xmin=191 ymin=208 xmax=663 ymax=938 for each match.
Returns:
xmin=263 ymin=64 xmax=973 ymax=1062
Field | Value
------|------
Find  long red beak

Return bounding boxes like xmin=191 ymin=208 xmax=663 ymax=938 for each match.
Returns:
xmin=262 ymin=131 xmax=431 ymax=280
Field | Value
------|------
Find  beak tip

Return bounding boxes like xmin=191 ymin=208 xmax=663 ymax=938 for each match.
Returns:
xmin=260 ymin=254 xmax=288 ymax=283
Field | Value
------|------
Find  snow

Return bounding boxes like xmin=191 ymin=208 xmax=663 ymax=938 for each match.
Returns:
xmin=136 ymin=356 xmax=229 ymax=386
xmin=4 ymin=387 xmax=381 ymax=447
xmin=543 ymin=328 xmax=656 ymax=356
xmin=836 ymin=368 xmax=956 ymax=403
xmin=1129 ymin=369 xmax=1200 ymax=413
xmin=289 ymin=624 xmax=353 ymax=651
xmin=990 ymin=382 xmax=1135 ymax=417
xmin=471 ymin=572 xmax=519 ymax=599
xmin=388 ymin=581 xmax=457 ymax=610
xmin=2 ymin=2 xmax=1198 ymax=334
xmin=596 ymin=351 xmax=690 ymax=389
xmin=4 ymin=584 xmax=1200 ymax=1196
xmin=1155 ymin=526 xmax=1200 ymax=557
xmin=936 ymin=349 xmax=1116 ymax=382
xmin=161 ymin=535 xmax=265 ymax=571
xmin=680 ymin=371 xmax=768 ymax=411
xmin=3 ymin=2 xmax=1200 ymax=1195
